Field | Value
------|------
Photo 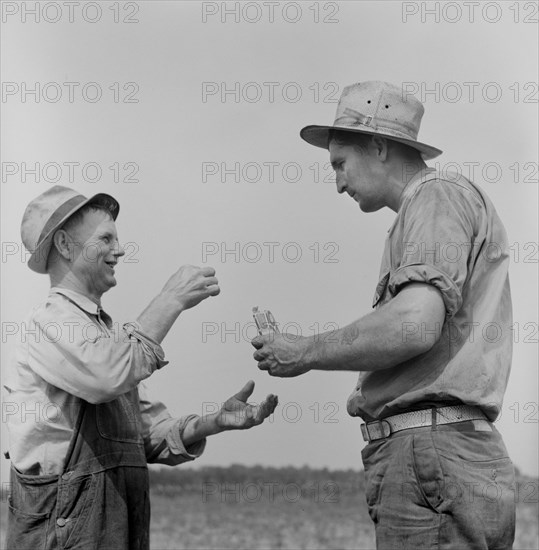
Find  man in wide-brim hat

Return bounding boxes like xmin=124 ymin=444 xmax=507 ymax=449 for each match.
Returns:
xmin=4 ymin=186 xmax=278 ymax=550
xmin=252 ymin=81 xmax=516 ymax=548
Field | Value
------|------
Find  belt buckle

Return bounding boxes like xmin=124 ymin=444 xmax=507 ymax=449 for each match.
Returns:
xmin=361 ymin=420 xmax=391 ymax=442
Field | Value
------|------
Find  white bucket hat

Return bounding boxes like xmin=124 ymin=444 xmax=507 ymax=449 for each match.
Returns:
xmin=300 ymin=81 xmax=442 ymax=160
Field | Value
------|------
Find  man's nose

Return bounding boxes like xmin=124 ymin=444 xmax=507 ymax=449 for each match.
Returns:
xmin=113 ymin=241 xmax=125 ymax=257
xmin=336 ymin=176 xmax=346 ymax=194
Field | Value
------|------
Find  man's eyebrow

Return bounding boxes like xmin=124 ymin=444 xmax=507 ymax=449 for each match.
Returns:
xmin=97 ymin=231 xmax=115 ymax=239
xmin=330 ymin=157 xmax=342 ymax=169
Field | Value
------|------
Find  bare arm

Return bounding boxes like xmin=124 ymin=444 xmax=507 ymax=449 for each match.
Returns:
xmin=252 ymin=283 xmax=445 ymax=376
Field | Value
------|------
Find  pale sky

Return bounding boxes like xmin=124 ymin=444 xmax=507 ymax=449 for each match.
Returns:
xmin=1 ymin=1 xmax=537 ymax=481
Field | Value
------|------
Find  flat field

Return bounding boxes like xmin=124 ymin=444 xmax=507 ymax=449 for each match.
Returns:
xmin=1 ymin=466 xmax=537 ymax=549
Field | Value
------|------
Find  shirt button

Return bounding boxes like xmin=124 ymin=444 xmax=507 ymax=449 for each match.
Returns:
xmin=57 ymin=518 xmax=68 ymax=527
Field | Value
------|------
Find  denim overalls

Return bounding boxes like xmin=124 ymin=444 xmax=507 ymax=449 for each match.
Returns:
xmin=6 ymin=389 xmax=150 ymax=549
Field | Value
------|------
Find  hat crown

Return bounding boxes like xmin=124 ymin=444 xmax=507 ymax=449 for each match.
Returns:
xmin=299 ymin=80 xmax=441 ymax=160
xmin=21 ymin=186 xmax=85 ymax=253
xmin=333 ymin=81 xmax=424 ymax=141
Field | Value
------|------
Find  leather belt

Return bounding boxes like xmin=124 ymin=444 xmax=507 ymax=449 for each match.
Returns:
xmin=360 ymin=405 xmax=487 ymax=442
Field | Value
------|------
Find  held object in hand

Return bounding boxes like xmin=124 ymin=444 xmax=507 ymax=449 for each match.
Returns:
xmin=252 ymin=307 xmax=279 ymax=335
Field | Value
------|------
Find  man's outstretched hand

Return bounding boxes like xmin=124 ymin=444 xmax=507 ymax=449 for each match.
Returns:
xmin=216 ymin=380 xmax=278 ymax=430
xmin=181 ymin=381 xmax=278 ymax=446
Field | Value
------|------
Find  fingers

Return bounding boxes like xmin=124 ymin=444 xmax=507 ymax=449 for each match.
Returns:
xmin=205 ymin=284 xmax=220 ymax=297
xmin=263 ymin=394 xmax=278 ymax=415
xmin=254 ymin=394 xmax=278 ymax=424
xmin=257 ymin=360 xmax=271 ymax=372
xmin=195 ymin=269 xmax=220 ymax=298
xmin=251 ymin=334 xmax=271 ymax=349
xmin=200 ymin=266 xmax=216 ymax=277
xmin=164 ymin=265 xmax=221 ymax=310
xmin=232 ymin=380 xmax=255 ymax=402
xmin=253 ymin=349 xmax=266 ymax=362
xmin=253 ymin=337 xmax=272 ymax=372
xmin=204 ymin=276 xmax=218 ymax=287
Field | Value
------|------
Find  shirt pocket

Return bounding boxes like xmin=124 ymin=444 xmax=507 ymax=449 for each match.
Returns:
xmin=96 ymin=392 xmax=143 ymax=444
xmin=372 ymin=271 xmax=390 ymax=308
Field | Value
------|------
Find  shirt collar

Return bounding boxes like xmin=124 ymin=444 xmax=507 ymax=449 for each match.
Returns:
xmin=397 ymin=167 xmax=437 ymax=212
xmin=50 ymin=287 xmax=102 ymax=316
xmin=387 ymin=167 xmax=438 ymax=235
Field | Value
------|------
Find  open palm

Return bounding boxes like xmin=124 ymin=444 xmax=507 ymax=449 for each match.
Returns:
xmin=216 ymin=380 xmax=278 ymax=430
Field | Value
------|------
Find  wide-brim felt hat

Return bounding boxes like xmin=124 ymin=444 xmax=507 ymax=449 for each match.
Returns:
xmin=300 ymin=81 xmax=442 ymax=160
xmin=21 ymin=185 xmax=120 ymax=274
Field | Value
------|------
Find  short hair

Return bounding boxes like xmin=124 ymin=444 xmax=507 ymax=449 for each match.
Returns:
xmin=61 ymin=200 xmax=116 ymax=235
xmin=328 ymin=129 xmax=422 ymax=161
xmin=328 ymin=129 xmax=372 ymax=151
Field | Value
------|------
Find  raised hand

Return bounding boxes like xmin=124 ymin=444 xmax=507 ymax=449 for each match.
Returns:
xmin=161 ymin=265 xmax=220 ymax=311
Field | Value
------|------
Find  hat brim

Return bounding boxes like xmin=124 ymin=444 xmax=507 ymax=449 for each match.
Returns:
xmin=300 ymin=124 xmax=442 ymax=161
xmin=28 ymin=192 xmax=120 ymax=274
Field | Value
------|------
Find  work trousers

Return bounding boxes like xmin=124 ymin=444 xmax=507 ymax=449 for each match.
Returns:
xmin=361 ymin=420 xmax=516 ymax=549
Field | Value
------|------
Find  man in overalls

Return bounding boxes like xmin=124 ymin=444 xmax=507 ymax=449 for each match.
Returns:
xmin=252 ymin=81 xmax=516 ymax=549
xmin=5 ymin=186 xmax=277 ymax=549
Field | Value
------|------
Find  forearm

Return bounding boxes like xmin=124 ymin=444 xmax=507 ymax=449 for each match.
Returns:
xmin=305 ymin=284 xmax=445 ymax=372
xmin=181 ymin=413 xmax=223 ymax=446
xmin=136 ymin=291 xmax=184 ymax=344
xmin=306 ymin=308 xmax=423 ymax=372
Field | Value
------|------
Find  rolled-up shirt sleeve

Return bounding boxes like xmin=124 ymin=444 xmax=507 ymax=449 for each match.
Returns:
xmin=138 ymin=383 xmax=206 ymax=465
xmin=388 ymin=179 xmax=483 ymax=318
xmin=26 ymin=298 xmax=168 ymax=404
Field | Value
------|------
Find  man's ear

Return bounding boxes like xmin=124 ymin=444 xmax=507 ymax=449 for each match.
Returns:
xmin=371 ymin=136 xmax=388 ymax=161
xmin=52 ymin=230 xmax=73 ymax=261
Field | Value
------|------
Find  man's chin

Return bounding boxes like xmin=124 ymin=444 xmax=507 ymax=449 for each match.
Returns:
xmin=358 ymin=200 xmax=371 ymax=213
xmin=104 ymin=277 xmax=117 ymax=290
xmin=358 ymin=200 xmax=382 ymax=213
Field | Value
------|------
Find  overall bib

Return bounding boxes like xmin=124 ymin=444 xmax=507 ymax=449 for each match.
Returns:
xmin=6 ymin=390 xmax=150 ymax=550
